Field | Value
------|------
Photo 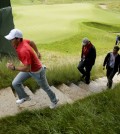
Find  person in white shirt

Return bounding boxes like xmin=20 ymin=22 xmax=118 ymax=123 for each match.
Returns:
xmin=103 ymin=46 xmax=120 ymax=88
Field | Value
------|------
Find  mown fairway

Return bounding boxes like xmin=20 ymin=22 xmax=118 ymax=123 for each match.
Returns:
xmin=12 ymin=1 xmax=120 ymax=55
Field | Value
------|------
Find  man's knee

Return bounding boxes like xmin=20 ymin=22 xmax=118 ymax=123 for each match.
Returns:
xmin=77 ymin=65 xmax=83 ymax=71
xmin=12 ymin=80 xmax=20 ymax=88
xmin=12 ymin=80 xmax=16 ymax=88
xmin=86 ymin=67 xmax=91 ymax=72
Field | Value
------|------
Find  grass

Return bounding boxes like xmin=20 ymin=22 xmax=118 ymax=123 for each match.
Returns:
xmin=0 ymin=84 xmax=120 ymax=133
xmin=46 ymin=56 xmax=105 ymax=86
xmin=11 ymin=2 xmax=120 ymax=44
xmin=0 ymin=58 xmax=17 ymax=89
xmin=11 ymin=0 xmax=120 ymax=5
xmin=83 ymin=22 xmax=120 ymax=32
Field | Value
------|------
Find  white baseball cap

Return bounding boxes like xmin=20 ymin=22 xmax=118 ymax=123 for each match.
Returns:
xmin=82 ymin=37 xmax=90 ymax=46
xmin=5 ymin=29 xmax=23 ymax=40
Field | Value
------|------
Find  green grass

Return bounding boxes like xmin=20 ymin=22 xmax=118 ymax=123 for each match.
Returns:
xmin=11 ymin=0 xmax=119 ymax=5
xmin=10 ymin=0 xmax=104 ymax=5
xmin=0 ymin=85 xmax=120 ymax=134
xmin=46 ymin=57 xmax=105 ymax=86
xmin=12 ymin=2 xmax=120 ymax=44
xmin=83 ymin=22 xmax=120 ymax=32
xmin=0 ymin=58 xmax=17 ymax=89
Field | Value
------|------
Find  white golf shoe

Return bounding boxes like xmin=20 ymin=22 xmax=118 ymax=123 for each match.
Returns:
xmin=16 ymin=96 xmax=31 ymax=104
xmin=50 ymin=98 xmax=59 ymax=109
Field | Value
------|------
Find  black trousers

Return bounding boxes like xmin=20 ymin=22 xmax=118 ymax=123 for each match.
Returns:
xmin=77 ymin=60 xmax=93 ymax=83
xmin=106 ymin=66 xmax=116 ymax=88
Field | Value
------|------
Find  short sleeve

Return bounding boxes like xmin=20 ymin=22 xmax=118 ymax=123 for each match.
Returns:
xmin=25 ymin=39 xmax=31 ymax=44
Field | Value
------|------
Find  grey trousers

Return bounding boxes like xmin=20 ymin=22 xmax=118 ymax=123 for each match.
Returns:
xmin=12 ymin=67 xmax=57 ymax=103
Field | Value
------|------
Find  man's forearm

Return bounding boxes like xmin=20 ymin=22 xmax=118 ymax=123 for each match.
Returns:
xmin=14 ymin=66 xmax=30 ymax=72
xmin=7 ymin=62 xmax=31 ymax=72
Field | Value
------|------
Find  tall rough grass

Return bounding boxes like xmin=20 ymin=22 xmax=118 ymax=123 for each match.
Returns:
xmin=0 ymin=57 xmax=17 ymax=89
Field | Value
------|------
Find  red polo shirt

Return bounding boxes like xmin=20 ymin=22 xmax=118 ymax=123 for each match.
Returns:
xmin=16 ymin=39 xmax=42 ymax=72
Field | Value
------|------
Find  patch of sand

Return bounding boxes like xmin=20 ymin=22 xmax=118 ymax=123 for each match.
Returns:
xmin=99 ymin=4 xmax=107 ymax=10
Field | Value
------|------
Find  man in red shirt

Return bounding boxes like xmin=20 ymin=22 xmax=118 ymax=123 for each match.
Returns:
xmin=5 ymin=29 xmax=58 ymax=109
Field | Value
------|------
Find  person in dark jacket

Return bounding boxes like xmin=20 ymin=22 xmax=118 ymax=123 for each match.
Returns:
xmin=115 ymin=35 xmax=120 ymax=45
xmin=77 ymin=37 xmax=96 ymax=84
xmin=103 ymin=46 xmax=120 ymax=88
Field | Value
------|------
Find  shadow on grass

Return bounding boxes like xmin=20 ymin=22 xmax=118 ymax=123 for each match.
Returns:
xmin=83 ymin=22 xmax=120 ymax=33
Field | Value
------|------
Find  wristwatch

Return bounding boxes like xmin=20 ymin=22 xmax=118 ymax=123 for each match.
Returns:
xmin=12 ymin=66 xmax=16 ymax=70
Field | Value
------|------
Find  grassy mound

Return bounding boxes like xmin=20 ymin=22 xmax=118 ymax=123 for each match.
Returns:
xmin=0 ymin=85 xmax=120 ymax=134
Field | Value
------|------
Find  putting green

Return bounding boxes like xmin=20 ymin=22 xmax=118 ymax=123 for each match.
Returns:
xmin=12 ymin=3 xmax=120 ymax=44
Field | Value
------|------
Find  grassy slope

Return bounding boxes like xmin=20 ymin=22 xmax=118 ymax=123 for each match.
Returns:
xmin=12 ymin=3 xmax=93 ymax=44
xmin=12 ymin=3 xmax=120 ymax=45
xmin=0 ymin=85 xmax=120 ymax=134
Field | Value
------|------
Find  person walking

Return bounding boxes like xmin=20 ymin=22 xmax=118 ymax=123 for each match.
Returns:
xmin=5 ymin=28 xmax=59 ymax=109
xmin=115 ymin=35 xmax=120 ymax=45
xmin=77 ymin=37 xmax=96 ymax=84
xmin=103 ymin=46 xmax=120 ymax=88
